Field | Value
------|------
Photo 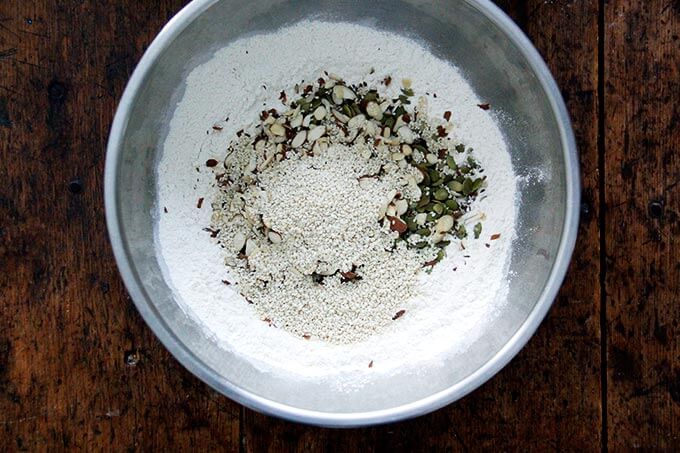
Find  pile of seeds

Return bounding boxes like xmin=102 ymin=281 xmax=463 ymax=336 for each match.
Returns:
xmin=207 ymin=73 xmax=488 ymax=343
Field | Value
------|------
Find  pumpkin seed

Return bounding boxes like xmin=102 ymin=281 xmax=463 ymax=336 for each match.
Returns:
xmin=448 ymin=181 xmax=464 ymax=193
xmin=434 ymin=188 xmax=449 ymax=201
xmin=473 ymin=222 xmax=483 ymax=239
xmin=445 ymin=199 xmax=459 ymax=210
xmin=432 ymin=203 xmax=445 ymax=215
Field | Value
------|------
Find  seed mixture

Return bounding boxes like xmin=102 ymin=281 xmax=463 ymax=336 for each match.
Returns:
xmin=206 ymin=73 xmax=488 ymax=344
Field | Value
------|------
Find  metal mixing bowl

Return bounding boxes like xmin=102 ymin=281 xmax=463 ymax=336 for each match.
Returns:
xmin=105 ymin=0 xmax=579 ymax=426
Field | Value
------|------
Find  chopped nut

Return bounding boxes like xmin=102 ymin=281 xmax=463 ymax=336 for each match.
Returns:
xmin=386 ymin=215 xmax=408 ymax=234
xmin=397 ymin=126 xmax=414 ymax=144
xmin=366 ymin=101 xmax=383 ymax=120
xmin=269 ymin=123 xmax=286 ymax=136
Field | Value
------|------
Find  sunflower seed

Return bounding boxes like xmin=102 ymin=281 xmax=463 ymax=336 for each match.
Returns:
xmin=435 ymin=215 xmax=454 ymax=232
xmin=244 ymin=238 xmax=258 ymax=256
xmin=331 ymin=109 xmax=350 ymax=123
xmin=268 ymin=231 xmax=282 ymax=244
xmin=395 ymin=199 xmax=409 ymax=216
xmin=291 ymin=130 xmax=307 ymax=148
xmin=307 ymin=125 xmax=326 ymax=142
xmin=313 ymin=105 xmax=327 ymax=121
xmin=348 ymin=114 xmax=366 ymax=129
xmin=332 ymin=85 xmax=344 ymax=104
xmin=342 ymin=86 xmax=356 ymax=100
xmin=233 ymin=232 xmax=246 ymax=252
xmin=290 ymin=114 xmax=303 ymax=128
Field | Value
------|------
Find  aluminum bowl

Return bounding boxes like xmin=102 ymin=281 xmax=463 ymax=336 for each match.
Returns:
xmin=105 ymin=0 xmax=579 ymax=427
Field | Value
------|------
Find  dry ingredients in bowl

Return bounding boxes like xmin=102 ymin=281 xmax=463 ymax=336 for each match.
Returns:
xmin=208 ymin=75 xmax=489 ymax=343
xmin=157 ymin=21 xmax=517 ymax=384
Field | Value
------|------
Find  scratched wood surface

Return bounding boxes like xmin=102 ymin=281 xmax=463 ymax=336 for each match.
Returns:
xmin=604 ymin=0 xmax=680 ymax=449
xmin=0 ymin=0 xmax=676 ymax=451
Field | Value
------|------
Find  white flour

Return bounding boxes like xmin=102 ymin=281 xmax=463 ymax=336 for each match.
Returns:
xmin=156 ymin=21 xmax=517 ymax=387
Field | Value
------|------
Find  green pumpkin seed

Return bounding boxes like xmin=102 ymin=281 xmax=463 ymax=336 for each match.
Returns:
xmin=446 ymin=156 xmax=457 ymax=170
xmin=445 ymin=199 xmax=460 ymax=210
xmin=341 ymin=104 xmax=352 ymax=117
xmin=448 ymin=181 xmax=464 ymax=193
xmin=473 ymin=222 xmax=482 ymax=239
xmin=434 ymin=188 xmax=449 ymax=201
xmin=472 ymin=177 xmax=485 ymax=192
xmin=456 ymin=225 xmax=467 ymax=239
xmin=416 ymin=194 xmax=430 ymax=209
xmin=432 ymin=203 xmax=445 ymax=215
xmin=364 ymin=91 xmax=378 ymax=102
xmin=462 ymin=178 xmax=474 ymax=195
xmin=416 ymin=228 xmax=431 ymax=237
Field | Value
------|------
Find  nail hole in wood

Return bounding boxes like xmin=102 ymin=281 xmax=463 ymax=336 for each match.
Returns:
xmin=68 ymin=179 xmax=82 ymax=194
xmin=648 ymin=201 xmax=664 ymax=219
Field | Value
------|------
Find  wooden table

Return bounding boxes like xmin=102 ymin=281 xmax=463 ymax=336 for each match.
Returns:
xmin=1 ymin=0 xmax=677 ymax=450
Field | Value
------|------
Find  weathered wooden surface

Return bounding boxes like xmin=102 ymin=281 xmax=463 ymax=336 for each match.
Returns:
xmin=0 ymin=0 xmax=676 ymax=450
xmin=0 ymin=1 xmax=240 ymax=451
xmin=604 ymin=0 xmax=680 ymax=449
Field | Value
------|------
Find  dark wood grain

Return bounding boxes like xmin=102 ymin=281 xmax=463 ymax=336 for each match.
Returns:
xmin=604 ymin=0 xmax=680 ymax=449
xmin=243 ymin=1 xmax=603 ymax=450
xmin=0 ymin=1 xmax=240 ymax=451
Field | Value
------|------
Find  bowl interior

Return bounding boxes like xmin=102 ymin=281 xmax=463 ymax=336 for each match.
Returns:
xmin=108 ymin=0 xmax=575 ymax=423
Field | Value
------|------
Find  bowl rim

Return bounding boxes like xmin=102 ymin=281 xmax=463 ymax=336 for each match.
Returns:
xmin=105 ymin=0 xmax=580 ymax=427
